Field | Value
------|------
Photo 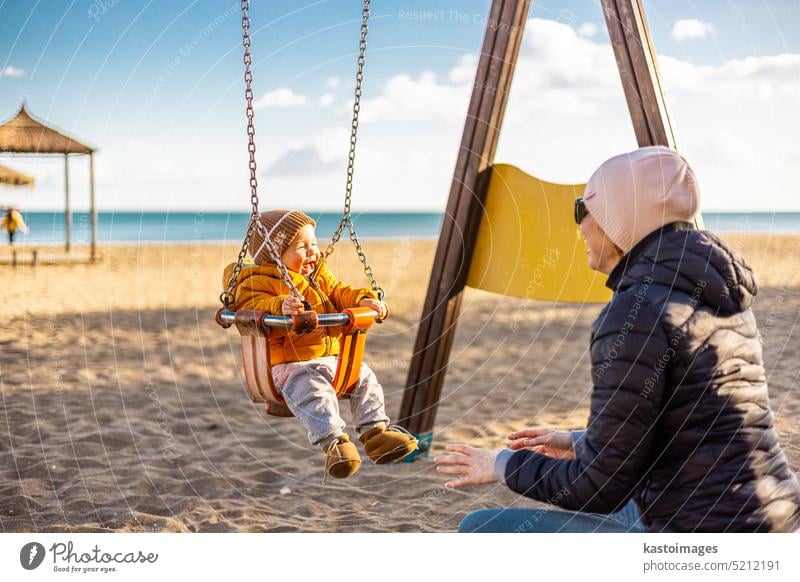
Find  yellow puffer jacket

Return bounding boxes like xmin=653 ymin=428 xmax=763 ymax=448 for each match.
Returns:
xmin=222 ymin=261 xmax=377 ymax=365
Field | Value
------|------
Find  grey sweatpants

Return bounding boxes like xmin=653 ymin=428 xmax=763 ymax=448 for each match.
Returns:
xmin=272 ymin=356 xmax=390 ymax=447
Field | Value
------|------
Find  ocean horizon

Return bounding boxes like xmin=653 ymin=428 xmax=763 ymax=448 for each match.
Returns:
xmin=8 ymin=211 xmax=800 ymax=245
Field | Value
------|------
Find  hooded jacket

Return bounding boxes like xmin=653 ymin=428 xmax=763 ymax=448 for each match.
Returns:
xmin=223 ymin=261 xmax=377 ymax=365
xmin=503 ymin=222 xmax=800 ymax=532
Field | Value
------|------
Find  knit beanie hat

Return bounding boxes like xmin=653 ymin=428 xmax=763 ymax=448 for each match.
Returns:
xmin=582 ymin=146 xmax=701 ymax=254
xmin=248 ymin=209 xmax=316 ymax=264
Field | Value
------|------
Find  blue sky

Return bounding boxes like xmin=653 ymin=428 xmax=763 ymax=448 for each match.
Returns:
xmin=1 ymin=0 xmax=799 ymax=212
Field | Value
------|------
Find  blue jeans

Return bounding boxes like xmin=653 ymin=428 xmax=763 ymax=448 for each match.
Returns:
xmin=459 ymin=500 xmax=646 ymax=533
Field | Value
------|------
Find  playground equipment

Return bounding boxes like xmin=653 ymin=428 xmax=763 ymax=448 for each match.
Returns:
xmin=397 ymin=0 xmax=702 ymax=457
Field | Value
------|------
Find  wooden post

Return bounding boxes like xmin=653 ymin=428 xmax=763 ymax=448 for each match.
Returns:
xmin=64 ymin=153 xmax=72 ymax=252
xmin=89 ymin=152 xmax=97 ymax=261
xmin=398 ymin=0 xmax=531 ymax=452
xmin=600 ymin=0 xmax=676 ymax=148
xmin=601 ymin=0 xmax=702 ymax=228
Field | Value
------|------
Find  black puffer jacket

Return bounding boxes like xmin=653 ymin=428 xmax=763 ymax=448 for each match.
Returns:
xmin=504 ymin=222 xmax=800 ymax=532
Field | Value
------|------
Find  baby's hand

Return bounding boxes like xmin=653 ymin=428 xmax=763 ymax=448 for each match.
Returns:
xmin=282 ymin=295 xmax=306 ymax=315
xmin=359 ymin=297 xmax=388 ymax=320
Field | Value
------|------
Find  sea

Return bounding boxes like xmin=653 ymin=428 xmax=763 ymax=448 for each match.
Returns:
xmin=9 ymin=211 xmax=800 ymax=245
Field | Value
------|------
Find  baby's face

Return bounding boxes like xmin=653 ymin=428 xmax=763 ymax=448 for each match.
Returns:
xmin=281 ymin=224 xmax=320 ymax=276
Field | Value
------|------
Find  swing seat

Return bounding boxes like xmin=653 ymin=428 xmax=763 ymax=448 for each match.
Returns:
xmin=467 ymin=163 xmax=612 ymax=303
xmin=217 ymin=307 xmax=377 ymax=417
xmin=218 ymin=0 xmax=385 ymax=419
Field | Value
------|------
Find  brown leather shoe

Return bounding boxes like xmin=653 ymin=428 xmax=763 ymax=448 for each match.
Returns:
xmin=359 ymin=424 xmax=418 ymax=464
xmin=324 ymin=434 xmax=362 ymax=479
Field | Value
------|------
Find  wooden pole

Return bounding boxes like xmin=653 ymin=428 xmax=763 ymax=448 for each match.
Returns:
xmin=398 ymin=0 xmax=531 ymax=452
xmin=89 ymin=152 xmax=97 ymax=261
xmin=600 ymin=0 xmax=676 ymax=148
xmin=64 ymin=153 xmax=72 ymax=252
xmin=601 ymin=0 xmax=701 ymax=229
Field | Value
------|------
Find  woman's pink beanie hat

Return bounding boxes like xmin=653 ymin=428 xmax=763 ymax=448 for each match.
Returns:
xmin=582 ymin=146 xmax=701 ymax=254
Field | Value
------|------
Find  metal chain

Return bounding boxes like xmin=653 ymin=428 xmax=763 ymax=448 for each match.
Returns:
xmin=322 ymin=0 xmax=384 ymax=300
xmin=221 ymin=0 xmax=302 ymax=306
xmin=350 ymin=227 xmax=383 ymax=299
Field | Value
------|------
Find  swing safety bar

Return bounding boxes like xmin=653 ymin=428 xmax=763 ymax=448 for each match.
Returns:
xmin=215 ymin=306 xmax=381 ymax=335
xmin=216 ymin=310 xmax=354 ymax=330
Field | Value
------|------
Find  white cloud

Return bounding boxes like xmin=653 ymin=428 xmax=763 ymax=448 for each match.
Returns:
xmin=1 ymin=66 xmax=25 ymax=77
xmin=311 ymin=127 xmax=350 ymax=164
xmin=577 ymin=22 xmax=598 ymax=38
xmin=264 ymin=126 xmax=349 ymax=177
xmin=357 ymin=19 xmax=620 ymax=125
xmin=448 ymin=54 xmax=477 ymax=84
xmin=253 ymin=87 xmax=307 ymax=109
xmin=659 ymin=53 xmax=800 ymax=102
xmin=354 ymin=70 xmax=470 ymax=124
xmin=262 ymin=125 xmax=458 ymax=210
xmin=326 ymin=77 xmax=341 ymax=90
xmin=264 ymin=146 xmax=339 ymax=177
xmin=672 ymin=19 xmax=716 ymax=42
xmin=319 ymin=93 xmax=335 ymax=107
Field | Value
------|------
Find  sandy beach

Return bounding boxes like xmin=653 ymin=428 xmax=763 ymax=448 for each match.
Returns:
xmin=1 ymin=234 xmax=799 ymax=532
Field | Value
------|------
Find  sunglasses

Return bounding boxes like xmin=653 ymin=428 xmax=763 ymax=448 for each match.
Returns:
xmin=574 ymin=197 xmax=589 ymax=225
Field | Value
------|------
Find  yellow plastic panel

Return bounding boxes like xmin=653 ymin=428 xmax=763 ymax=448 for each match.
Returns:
xmin=467 ymin=164 xmax=612 ymax=303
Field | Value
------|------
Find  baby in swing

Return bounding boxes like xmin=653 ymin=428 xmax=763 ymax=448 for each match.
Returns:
xmin=224 ymin=210 xmax=418 ymax=479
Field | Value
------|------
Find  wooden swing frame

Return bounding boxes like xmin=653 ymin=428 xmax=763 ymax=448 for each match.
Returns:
xmin=398 ymin=0 xmax=686 ymax=456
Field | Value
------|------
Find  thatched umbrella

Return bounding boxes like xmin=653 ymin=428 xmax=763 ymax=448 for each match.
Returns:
xmin=0 ymin=163 xmax=35 ymax=187
xmin=0 ymin=103 xmax=97 ymax=258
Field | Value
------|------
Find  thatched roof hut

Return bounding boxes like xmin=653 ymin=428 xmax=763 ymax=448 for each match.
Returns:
xmin=0 ymin=103 xmax=97 ymax=258
xmin=0 ymin=104 xmax=95 ymax=154
xmin=0 ymin=163 xmax=35 ymax=187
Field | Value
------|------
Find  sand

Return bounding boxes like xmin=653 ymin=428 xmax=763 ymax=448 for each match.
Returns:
xmin=1 ymin=234 xmax=799 ymax=532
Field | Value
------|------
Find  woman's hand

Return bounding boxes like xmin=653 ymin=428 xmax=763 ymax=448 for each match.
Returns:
xmin=507 ymin=428 xmax=575 ymax=459
xmin=281 ymin=295 xmax=306 ymax=315
xmin=434 ymin=444 xmax=499 ymax=490
xmin=359 ymin=297 xmax=388 ymax=320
